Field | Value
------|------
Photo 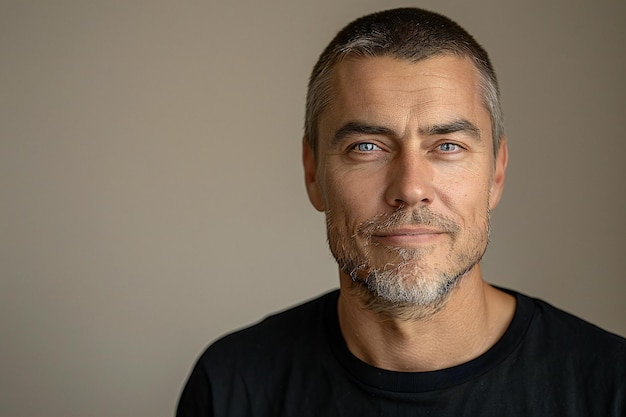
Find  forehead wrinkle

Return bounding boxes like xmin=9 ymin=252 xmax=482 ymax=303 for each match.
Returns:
xmin=326 ymin=56 xmax=487 ymax=148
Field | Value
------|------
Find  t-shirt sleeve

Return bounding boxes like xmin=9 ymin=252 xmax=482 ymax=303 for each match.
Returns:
xmin=176 ymin=359 xmax=213 ymax=417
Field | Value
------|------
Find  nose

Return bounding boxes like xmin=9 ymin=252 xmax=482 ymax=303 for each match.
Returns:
xmin=384 ymin=151 xmax=434 ymax=208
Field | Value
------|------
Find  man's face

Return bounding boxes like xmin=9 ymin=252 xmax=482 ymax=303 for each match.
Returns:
xmin=303 ymin=55 xmax=507 ymax=309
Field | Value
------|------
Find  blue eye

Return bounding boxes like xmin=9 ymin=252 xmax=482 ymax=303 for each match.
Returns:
xmin=438 ymin=143 xmax=459 ymax=152
xmin=355 ymin=143 xmax=379 ymax=152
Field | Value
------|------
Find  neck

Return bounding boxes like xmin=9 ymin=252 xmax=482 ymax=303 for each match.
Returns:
xmin=337 ymin=265 xmax=515 ymax=372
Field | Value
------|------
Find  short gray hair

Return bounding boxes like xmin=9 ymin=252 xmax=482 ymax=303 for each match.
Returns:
xmin=305 ymin=8 xmax=504 ymax=157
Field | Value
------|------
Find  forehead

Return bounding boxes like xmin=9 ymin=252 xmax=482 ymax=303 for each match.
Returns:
xmin=318 ymin=55 xmax=490 ymax=142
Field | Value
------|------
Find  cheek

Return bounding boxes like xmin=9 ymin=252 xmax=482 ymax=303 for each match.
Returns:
xmin=323 ymin=171 xmax=383 ymax=226
xmin=435 ymin=168 xmax=492 ymax=220
xmin=324 ymin=184 xmax=362 ymax=224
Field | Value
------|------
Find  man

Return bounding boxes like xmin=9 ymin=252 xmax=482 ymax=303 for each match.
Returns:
xmin=177 ymin=8 xmax=625 ymax=416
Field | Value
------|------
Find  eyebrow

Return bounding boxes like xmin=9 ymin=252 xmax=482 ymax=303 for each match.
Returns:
xmin=332 ymin=122 xmax=396 ymax=147
xmin=419 ymin=119 xmax=482 ymax=141
xmin=331 ymin=119 xmax=481 ymax=147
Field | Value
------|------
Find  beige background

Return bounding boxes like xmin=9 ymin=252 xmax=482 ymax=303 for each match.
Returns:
xmin=1 ymin=1 xmax=624 ymax=416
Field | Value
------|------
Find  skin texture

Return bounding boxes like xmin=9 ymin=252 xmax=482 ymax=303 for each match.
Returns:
xmin=303 ymin=55 xmax=515 ymax=371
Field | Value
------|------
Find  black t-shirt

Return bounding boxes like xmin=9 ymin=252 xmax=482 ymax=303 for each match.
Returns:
xmin=177 ymin=289 xmax=626 ymax=416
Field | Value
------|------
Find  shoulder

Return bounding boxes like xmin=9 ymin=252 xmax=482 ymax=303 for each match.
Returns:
xmin=525 ymin=292 xmax=625 ymax=345
xmin=514 ymin=291 xmax=626 ymax=371
xmin=510 ymin=292 xmax=626 ymax=413
xmin=176 ymin=291 xmax=339 ymax=416
xmin=200 ymin=290 xmax=338 ymax=369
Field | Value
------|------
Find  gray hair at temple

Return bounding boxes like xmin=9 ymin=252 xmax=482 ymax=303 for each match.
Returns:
xmin=304 ymin=8 xmax=504 ymax=158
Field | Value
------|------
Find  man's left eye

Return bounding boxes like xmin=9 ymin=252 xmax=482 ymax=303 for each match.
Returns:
xmin=438 ymin=143 xmax=460 ymax=152
xmin=355 ymin=143 xmax=380 ymax=152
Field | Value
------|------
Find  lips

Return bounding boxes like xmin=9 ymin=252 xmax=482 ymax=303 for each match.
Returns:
xmin=372 ymin=226 xmax=445 ymax=237
xmin=371 ymin=226 xmax=446 ymax=247
xmin=357 ymin=207 xmax=461 ymax=242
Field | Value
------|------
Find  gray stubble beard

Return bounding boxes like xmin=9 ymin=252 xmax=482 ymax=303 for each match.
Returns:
xmin=327 ymin=207 xmax=491 ymax=321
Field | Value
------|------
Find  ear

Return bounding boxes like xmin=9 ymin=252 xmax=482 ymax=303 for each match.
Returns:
xmin=488 ymin=137 xmax=508 ymax=210
xmin=302 ymin=137 xmax=325 ymax=211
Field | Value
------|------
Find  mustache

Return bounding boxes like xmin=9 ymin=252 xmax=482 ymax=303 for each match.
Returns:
xmin=357 ymin=207 xmax=460 ymax=237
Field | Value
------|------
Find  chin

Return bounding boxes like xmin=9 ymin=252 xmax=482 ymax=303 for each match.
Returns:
xmin=344 ymin=261 xmax=462 ymax=318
